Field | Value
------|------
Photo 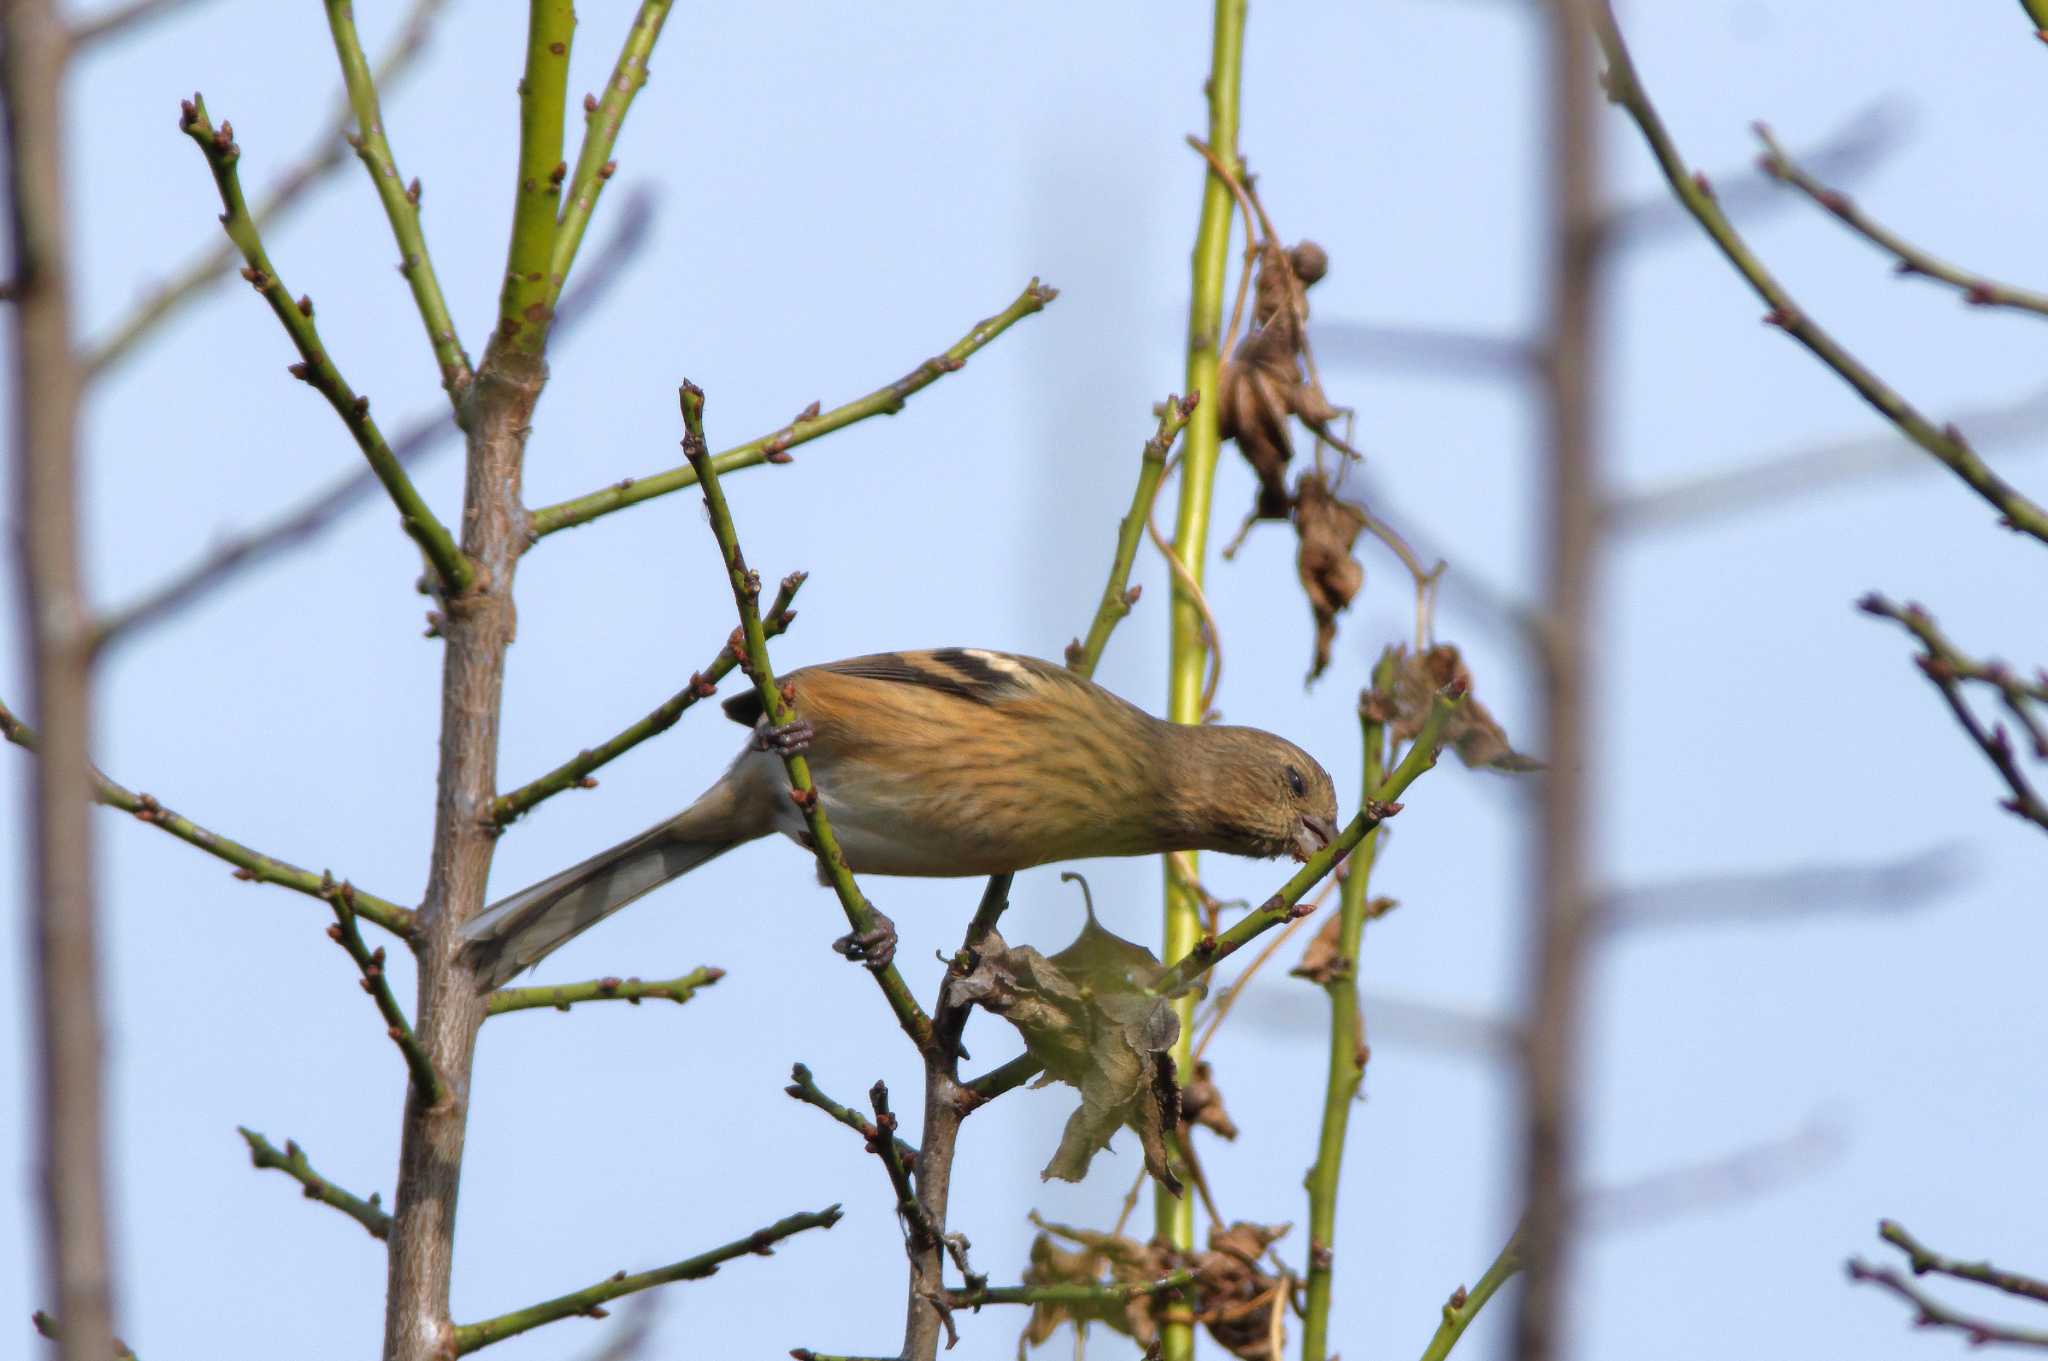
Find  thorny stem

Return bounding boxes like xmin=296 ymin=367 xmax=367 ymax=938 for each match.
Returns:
xmin=450 ymin=1207 xmax=844 ymax=1353
xmin=495 ymin=1 xmax=574 ymax=355
xmin=326 ymin=883 xmax=443 ymax=1104
xmin=1161 ymin=6 xmax=1248 ymax=1342
xmin=8 ymin=5 xmax=118 ymax=1356
xmin=485 ymin=966 xmax=723 ymax=1017
xmin=323 ymin=0 xmax=473 ymax=402
xmin=1588 ymin=2 xmax=2048 ymax=547
xmin=490 ymin=574 xmax=802 ymax=825
xmin=678 ymin=381 xmax=933 ymax=1049
xmin=1417 ymin=1219 xmax=1528 ymax=1361
xmin=1519 ymin=6 xmax=1601 ymax=1361
xmin=0 ymin=696 xmax=417 ymax=938
xmin=529 ymin=281 xmax=1056 ymax=537
xmin=1301 ymin=662 xmax=1396 ymax=1360
xmin=237 ymin=1128 xmax=391 ymax=1241
xmin=1065 ymin=393 xmax=1199 ymax=677
xmin=174 ymin=96 xmax=474 ymax=596
xmin=550 ymin=2 xmax=673 ymax=305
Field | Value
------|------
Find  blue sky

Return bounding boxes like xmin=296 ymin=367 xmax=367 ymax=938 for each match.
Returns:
xmin=6 ymin=2 xmax=2047 ymax=1358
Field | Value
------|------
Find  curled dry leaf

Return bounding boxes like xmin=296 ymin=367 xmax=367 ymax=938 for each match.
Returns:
xmin=1291 ymin=893 xmax=1399 ymax=986
xmin=1217 ymin=240 xmax=1343 ymax=519
xmin=1387 ymin=643 xmax=1542 ymax=772
xmin=1181 ymin=1059 xmax=1239 ymax=1141
xmin=952 ymin=914 xmax=1184 ymax=1193
xmin=1016 ymin=1220 xmax=1168 ymax=1355
xmin=1293 ymin=472 xmax=1370 ymax=683
xmin=1194 ymin=1221 xmax=1295 ymax=1360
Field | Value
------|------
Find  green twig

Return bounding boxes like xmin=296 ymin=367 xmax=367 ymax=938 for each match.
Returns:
xmin=495 ymin=0 xmax=574 ymax=355
xmin=1418 ymin=1220 xmax=1527 ymax=1361
xmin=486 ymin=966 xmax=724 ymax=1017
xmin=324 ymin=880 xmax=442 ymax=1104
xmin=84 ymin=0 xmax=447 ymax=378
xmin=785 ymin=1063 xmax=919 ymax=1163
xmin=236 ymin=1127 xmax=390 ymax=1240
xmin=174 ymin=96 xmax=474 ymax=595
xmin=678 ymin=382 xmax=934 ymax=1049
xmin=1588 ymin=4 xmax=2048 ymax=546
xmin=1158 ymin=6 xmax=1247 ymax=1341
xmin=323 ymin=0 xmax=473 ymax=400
xmin=551 ymin=2 xmax=673 ymax=305
xmin=867 ymin=1083 xmax=939 ymax=1254
xmin=0 ymin=695 xmax=416 ymax=937
xmin=491 ymin=573 xmax=803 ymax=825
xmin=1879 ymin=1220 xmax=2048 ymax=1305
xmin=1302 ymin=656 xmax=1397 ymax=1360
xmin=528 ymin=281 xmax=1056 ymax=538
xmin=1064 ymin=393 xmax=1199 ymax=678
xmin=946 ymin=1272 xmax=1197 ymax=1309
xmin=451 ymin=1206 xmax=843 ymax=1353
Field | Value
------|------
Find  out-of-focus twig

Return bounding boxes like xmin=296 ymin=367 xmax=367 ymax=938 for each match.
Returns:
xmin=1596 ymin=843 xmax=1965 ymax=932
xmin=1581 ymin=1114 xmax=1846 ymax=1232
xmin=1877 ymin=1221 xmax=2048 ymax=1307
xmin=1849 ymin=1257 xmax=2048 ymax=1350
xmin=67 ymin=0 xmax=218 ymax=50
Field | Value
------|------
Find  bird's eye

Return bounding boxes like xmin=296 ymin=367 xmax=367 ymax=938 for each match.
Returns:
xmin=1284 ymin=765 xmax=1307 ymax=798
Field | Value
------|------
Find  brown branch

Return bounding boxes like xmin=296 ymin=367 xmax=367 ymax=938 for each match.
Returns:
xmin=784 ymin=1064 xmax=918 ymax=1164
xmin=1849 ymin=1260 xmax=2048 ymax=1350
xmin=0 ymin=696 xmax=416 ymax=937
xmin=1517 ymin=6 xmax=1602 ymax=1361
xmin=237 ymin=1128 xmax=390 ymax=1241
xmin=95 ymin=186 xmax=655 ymax=649
xmin=8 ymin=7 xmax=118 ymax=1355
xmin=1756 ymin=124 xmax=2048 ymax=317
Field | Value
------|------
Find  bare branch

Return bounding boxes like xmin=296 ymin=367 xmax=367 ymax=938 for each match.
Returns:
xmin=784 ymin=1064 xmax=918 ymax=1164
xmin=1878 ymin=1222 xmax=2048 ymax=1307
xmin=485 ymin=967 xmax=722 ymax=1018
xmin=325 ymin=885 xmax=442 ymax=1104
xmin=1849 ymin=1259 xmax=2048 ymax=1350
xmin=1597 ymin=844 xmax=1965 ymax=932
xmin=237 ymin=1128 xmax=390 ymax=1241
xmin=67 ymin=0 xmax=218 ymax=51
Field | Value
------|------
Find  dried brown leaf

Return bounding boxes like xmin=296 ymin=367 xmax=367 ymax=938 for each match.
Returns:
xmin=1194 ymin=1222 xmax=1294 ymax=1360
xmin=1388 ymin=643 xmax=1542 ymax=772
xmin=1293 ymin=473 xmax=1370 ymax=682
xmin=1217 ymin=240 xmax=1343 ymax=520
xmin=953 ymin=917 xmax=1184 ymax=1193
xmin=1181 ymin=1059 xmax=1239 ymax=1141
xmin=1289 ymin=912 xmax=1345 ymax=985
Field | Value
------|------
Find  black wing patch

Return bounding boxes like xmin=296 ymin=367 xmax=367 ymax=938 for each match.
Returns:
xmin=721 ymin=649 xmax=1050 ymax=729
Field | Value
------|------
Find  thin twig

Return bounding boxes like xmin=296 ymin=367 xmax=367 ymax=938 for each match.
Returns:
xmin=1878 ymin=1222 xmax=2048 ymax=1307
xmin=322 ymin=0 xmax=472 ymax=399
xmin=450 ymin=1207 xmax=844 ymax=1353
xmin=325 ymin=880 xmax=442 ymax=1104
xmin=1418 ymin=1219 xmax=1527 ymax=1361
xmin=0 ymin=696 xmax=416 ymax=937
xmin=1148 ymin=455 xmax=1224 ymax=717
xmin=1588 ymin=3 xmax=2048 ymax=546
xmin=84 ymin=0 xmax=447 ymax=377
xmin=67 ymin=0 xmax=217 ymax=49
xmin=1596 ymin=843 xmax=1964 ymax=932
xmin=493 ymin=1 xmax=574 ymax=356
xmin=175 ymin=96 xmax=473 ymax=595
xmin=237 ymin=1127 xmax=390 ymax=1240
xmin=492 ymin=573 xmax=801 ymax=824
xmin=785 ymin=1063 xmax=918 ymax=1163
xmin=678 ymin=382 xmax=932 ymax=1048
xmin=529 ymin=281 xmax=1056 ymax=538
xmin=1848 ymin=1260 xmax=2048 ymax=1350
xmin=1756 ymin=125 xmax=2048 ymax=318
xmin=549 ymin=3 xmax=674 ymax=311
xmin=95 ymin=185 xmax=655 ymax=648
xmin=485 ymin=966 xmax=723 ymax=1017
xmin=1066 ymin=394 xmax=1199 ymax=676
xmin=946 ymin=1273 xmax=1197 ymax=1310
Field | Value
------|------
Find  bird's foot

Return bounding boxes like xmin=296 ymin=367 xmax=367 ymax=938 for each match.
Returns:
xmin=753 ymin=718 xmax=814 ymax=755
xmin=832 ymin=911 xmax=898 ymax=972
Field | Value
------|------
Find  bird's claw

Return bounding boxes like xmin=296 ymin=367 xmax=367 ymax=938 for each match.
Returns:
xmin=754 ymin=718 xmax=814 ymax=755
xmin=832 ymin=911 xmax=898 ymax=972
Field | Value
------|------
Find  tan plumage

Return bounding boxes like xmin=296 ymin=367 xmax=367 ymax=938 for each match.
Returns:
xmin=462 ymin=648 xmax=1338 ymax=991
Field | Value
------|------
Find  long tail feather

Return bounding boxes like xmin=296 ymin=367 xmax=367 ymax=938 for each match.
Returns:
xmin=461 ymin=822 xmax=735 ymax=992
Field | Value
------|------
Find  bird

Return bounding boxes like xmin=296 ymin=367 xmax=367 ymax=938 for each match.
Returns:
xmin=462 ymin=647 xmax=1339 ymax=992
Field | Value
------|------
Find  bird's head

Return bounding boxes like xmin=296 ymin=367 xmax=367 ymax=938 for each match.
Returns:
xmin=1171 ymin=726 xmax=1340 ymax=863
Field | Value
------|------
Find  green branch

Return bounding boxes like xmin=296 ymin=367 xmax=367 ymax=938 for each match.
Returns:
xmin=175 ymin=96 xmax=474 ymax=595
xmin=324 ymin=881 xmax=442 ymax=1104
xmin=1589 ymin=4 xmax=2048 ymax=546
xmin=528 ymin=281 xmax=1056 ymax=538
xmin=678 ymin=382 xmax=934 ymax=1049
xmin=494 ymin=0 xmax=575 ymax=355
xmin=323 ymin=0 xmax=473 ymax=400
xmin=451 ymin=1206 xmax=843 ymax=1353
xmin=491 ymin=573 xmax=803 ymax=825
xmin=1878 ymin=1220 xmax=2048 ymax=1305
xmin=0 ymin=696 xmax=415 ymax=938
xmin=1303 ymin=656 xmax=1396 ymax=1359
xmin=237 ymin=1127 xmax=390 ymax=1240
xmin=785 ymin=1063 xmax=918 ymax=1164
xmin=1065 ymin=393 xmax=1198 ymax=679
xmin=486 ymin=966 xmax=723 ymax=1017
xmin=1418 ymin=1220 xmax=1527 ymax=1361
xmin=946 ymin=1272 xmax=1196 ymax=1309
xmin=551 ymin=2 xmax=674 ymax=303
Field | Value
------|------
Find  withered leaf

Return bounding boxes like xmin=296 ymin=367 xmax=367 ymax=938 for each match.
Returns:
xmin=1017 ymin=1218 xmax=1177 ymax=1356
xmin=1217 ymin=240 xmax=1343 ymax=520
xmin=1293 ymin=473 xmax=1370 ymax=682
xmin=953 ymin=918 xmax=1184 ymax=1193
xmin=1195 ymin=1222 xmax=1294 ymax=1360
xmin=1181 ymin=1059 xmax=1239 ymax=1141
xmin=1289 ymin=912 xmax=1345 ymax=985
xmin=1387 ymin=643 xmax=1542 ymax=772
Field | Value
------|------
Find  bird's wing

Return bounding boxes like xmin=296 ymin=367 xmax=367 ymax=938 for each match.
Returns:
xmin=720 ymin=648 xmax=1087 ymax=727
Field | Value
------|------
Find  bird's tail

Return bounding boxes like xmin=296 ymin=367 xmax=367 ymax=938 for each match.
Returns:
xmin=461 ymin=819 xmax=736 ymax=992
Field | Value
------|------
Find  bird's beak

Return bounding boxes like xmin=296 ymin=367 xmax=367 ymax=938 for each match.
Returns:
xmin=1292 ymin=814 xmax=1338 ymax=862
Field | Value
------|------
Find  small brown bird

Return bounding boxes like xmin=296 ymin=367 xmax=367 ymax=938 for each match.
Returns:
xmin=462 ymin=648 xmax=1338 ymax=991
